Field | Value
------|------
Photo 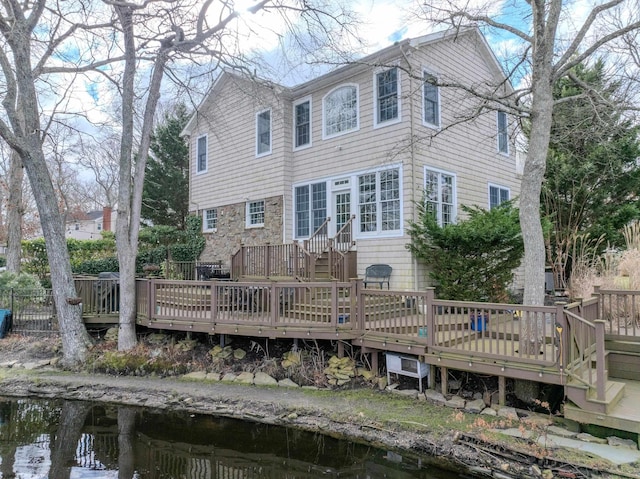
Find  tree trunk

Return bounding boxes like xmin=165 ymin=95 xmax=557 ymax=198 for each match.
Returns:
xmin=8 ymin=24 xmax=93 ymax=365
xmin=518 ymin=2 xmax=560 ymax=354
xmin=6 ymin=149 xmax=23 ymax=272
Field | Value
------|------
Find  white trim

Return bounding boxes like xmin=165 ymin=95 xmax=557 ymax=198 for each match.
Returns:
xmin=293 ymin=96 xmax=312 ymax=150
xmin=373 ymin=66 xmax=402 ymax=129
xmin=245 ymin=199 xmax=265 ymax=228
xmin=196 ymin=134 xmax=208 ymax=174
xmin=488 ymin=183 xmax=510 ymax=209
xmin=291 ymin=163 xmax=404 ymax=240
xmin=421 ymin=69 xmax=441 ymax=129
xmin=423 ymin=166 xmax=457 ymax=225
xmin=322 ymin=83 xmax=360 ymax=140
xmin=255 ymin=108 xmax=272 ymax=157
xmin=203 ymin=208 xmax=218 ymax=232
xmin=496 ymin=110 xmax=509 ymax=155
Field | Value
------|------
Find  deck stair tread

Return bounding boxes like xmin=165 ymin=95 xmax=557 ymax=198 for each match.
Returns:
xmin=565 ymin=378 xmax=640 ymax=435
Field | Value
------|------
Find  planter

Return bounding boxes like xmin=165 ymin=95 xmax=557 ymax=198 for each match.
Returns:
xmin=470 ymin=313 xmax=489 ymax=332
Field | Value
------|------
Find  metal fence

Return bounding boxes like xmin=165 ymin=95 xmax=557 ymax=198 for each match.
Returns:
xmin=0 ymin=288 xmax=57 ymax=336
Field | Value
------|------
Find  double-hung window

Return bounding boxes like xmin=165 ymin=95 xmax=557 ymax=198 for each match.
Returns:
xmin=323 ymin=85 xmax=358 ymax=138
xmin=294 ymin=99 xmax=311 ymax=148
xmin=256 ymin=109 xmax=271 ymax=156
xmin=375 ymin=68 xmax=399 ymax=125
xmin=203 ymin=208 xmax=218 ymax=231
xmin=294 ymin=183 xmax=327 ymax=237
xmin=196 ymin=135 xmax=207 ymax=173
xmin=424 ymin=168 xmax=455 ymax=226
xmin=423 ymin=72 xmax=440 ymax=128
xmin=358 ymin=168 xmax=401 ymax=234
xmin=497 ymin=111 xmax=508 ymax=154
xmin=246 ymin=200 xmax=265 ymax=227
xmin=489 ymin=185 xmax=510 ymax=209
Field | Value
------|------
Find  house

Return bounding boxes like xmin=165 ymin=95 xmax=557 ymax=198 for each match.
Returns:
xmin=182 ymin=27 xmax=521 ymax=290
xmin=65 ymin=206 xmax=115 ymax=240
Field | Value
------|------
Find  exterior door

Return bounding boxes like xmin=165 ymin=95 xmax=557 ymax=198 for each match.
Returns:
xmin=333 ymin=190 xmax=351 ymax=243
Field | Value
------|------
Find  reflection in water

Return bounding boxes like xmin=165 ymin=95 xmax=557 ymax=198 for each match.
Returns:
xmin=0 ymin=397 xmax=463 ymax=478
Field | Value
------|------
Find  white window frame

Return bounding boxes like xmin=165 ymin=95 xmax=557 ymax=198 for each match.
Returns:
xmin=256 ymin=109 xmax=272 ymax=157
xmin=374 ymin=67 xmax=401 ymax=128
xmin=293 ymin=97 xmax=312 ymax=150
xmin=423 ymin=167 xmax=457 ymax=226
xmin=246 ymin=200 xmax=265 ymax=228
xmin=322 ymin=84 xmax=359 ymax=139
xmin=196 ymin=134 xmax=208 ymax=174
xmin=497 ymin=110 xmax=509 ymax=155
xmin=357 ymin=166 xmax=403 ymax=237
xmin=488 ymin=184 xmax=510 ymax=209
xmin=203 ymin=208 xmax=218 ymax=232
xmin=293 ymin=181 xmax=328 ymax=239
xmin=422 ymin=70 xmax=441 ymax=129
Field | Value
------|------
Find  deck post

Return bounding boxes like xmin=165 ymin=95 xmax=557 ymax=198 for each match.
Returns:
xmin=270 ymin=281 xmax=278 ymax=327
xmin=371 ymin=351 xmax=379 ymax=375
xmin=148 ymin=279 xmax=155 ymax=321
xmin=498 ymin=376 xmax=506 ymax=406
xmin=429 ymin=365 xmax=436 ymax=389
xmin=441 ymin=367 xmax=448 ymax=395
xmin=337 ymin=341 xmax=344 ymax=358
xmin=594 ymin=319 xmax=607 ymax=401
xmin=426 ymin=288 xmax=435 ymax=347
xmin=331 ymin=280 xmax=338 ymax=327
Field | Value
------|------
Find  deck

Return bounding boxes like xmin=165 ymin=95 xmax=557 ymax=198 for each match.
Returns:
xmin=71 ymin=277 xmax=640 ymax=437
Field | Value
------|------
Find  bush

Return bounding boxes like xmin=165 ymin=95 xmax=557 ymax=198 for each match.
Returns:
xmin=0 ymin=271 xmax=48 ymax=307
xmin=407 ymin=202 xmax=523 ymax=302
xmin=0 ymin=256 xmax=5 ymax=268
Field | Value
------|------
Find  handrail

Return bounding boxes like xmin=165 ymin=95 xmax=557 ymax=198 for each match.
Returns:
xmin=333 ymin=214 xmax=356 ymax=252
xmin=563 ymin=309 xmax=606 ymax=401
xmin=305 ymin=217 xmax=330 ymax=254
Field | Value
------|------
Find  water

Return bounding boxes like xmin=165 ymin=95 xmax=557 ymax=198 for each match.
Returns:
xmin=0 ymin=397 xmax=466 ymax=479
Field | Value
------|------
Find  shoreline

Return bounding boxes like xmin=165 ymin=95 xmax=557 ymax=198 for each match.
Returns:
xmin=0 ymin=366 xmax=634 ymax=478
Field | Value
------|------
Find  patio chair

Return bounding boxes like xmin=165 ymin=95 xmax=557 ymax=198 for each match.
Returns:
xmin=363 ymin=264 xmax=392 ymax=289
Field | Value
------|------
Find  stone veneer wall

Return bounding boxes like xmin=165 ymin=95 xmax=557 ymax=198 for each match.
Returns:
xmin=200 ymin=195 xmax=283 ymax=266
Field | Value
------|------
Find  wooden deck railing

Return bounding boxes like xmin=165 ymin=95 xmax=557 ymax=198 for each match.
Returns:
xmin=564 ymin=299 xmax=606 ymax=401
xmin=594 ymin=287 xmax=640 ymax=338
xmin=230 ymin=243 xmax=313 ymax=280
xmin=304 ymin=217 xmax=331 ymax=254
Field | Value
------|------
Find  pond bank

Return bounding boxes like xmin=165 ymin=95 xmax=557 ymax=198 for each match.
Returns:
xmin=0 ymin=363 xmax=636 ymax=479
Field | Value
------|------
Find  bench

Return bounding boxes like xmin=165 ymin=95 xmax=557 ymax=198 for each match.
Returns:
xmin=363 ymin=264 xmax=392 ymax=289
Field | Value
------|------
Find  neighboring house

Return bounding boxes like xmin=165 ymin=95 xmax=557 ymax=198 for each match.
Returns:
xmin=65 ymin=206 xmax=115 ymax=240
xmin=182 ymin=27 xmax=521 ymax=290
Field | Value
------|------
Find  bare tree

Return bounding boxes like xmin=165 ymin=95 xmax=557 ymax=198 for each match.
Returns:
xmin=0 ymin=0 xmax=116 ymax=364
xmin=105 ymin=0 xmax=357 ymax=350
xmin=413 ymin=1 xmax=640 ymax=314
xmin=78 ymin=135 xmax=120 ymax=209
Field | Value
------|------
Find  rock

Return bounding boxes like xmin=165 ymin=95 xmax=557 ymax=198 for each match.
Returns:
xmin=233 ymin=348 xmax=246 ymax=360
xmin=424 ymin=389 xmax=447 ymax=405
xmin=0 ymin=360 xmax=17 ymax=368
xmin=464 ymin=398 xmax=486 ymax=414
xmin=386 ymin=383 xmax=399 ymax=391
xmin=104 ymin=327 xmax=119 ymax=341
xmin=50 ymin=357 xmax=60 ymax=367
xmin=23 ymin=360 xmax=50 ymax=370
xmin=481 ymin=407 xmax=497 ymax=416
xmin=253 ymin=372 xmax=277 ymax=386
xmin=417 ymin=393 xmax=426 ymax=401
xmin=377 ymin=376 xmax=388 ymax=390
xmin=287 ymin=412 xmax=298 ymax=420
xmin=221 ymin=373 xmax=237 ymax=382
xmin=176 ymin=339 xmax=198 ymax=352
xmin=607 ymin=436 xmax=638 ymax=450
xmin=445 ymin=395 xmax=465 ymax=409
xmin=357 ymin=368 xmax=374 ymax=380
xmin=146 ymin=333 xmax=167 ymax=344
xmin=235 ymin=372 xmax=254 ymax=384
xmin=392 ymin=389 xmax=418 ymax=399
xmin=278 ymin=378 xmax=299 ymax=388
xmin=530 ymin=464 xmax=542 ymax=477
xmin=182 ymin=371 xmax=207 ymax=380
xmin=541 ymin=469 xmax=554 ymax=479
xmin=547 ymin=425 xmax=576 ymax=437
xmin=205 ymin=372 xmax=221 ymax=381
xmin=496 ymin=406 xmax=519 ymax=420
xmin=576 ymin=433 xmax=607 ymax=444
xmin=447 ymin=379 xmax=462 ymax=391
